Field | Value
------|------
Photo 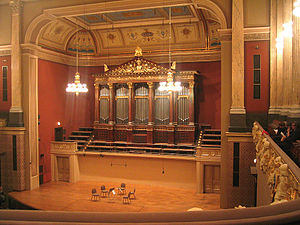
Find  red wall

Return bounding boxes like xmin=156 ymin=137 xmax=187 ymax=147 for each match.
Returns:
xmin=38 ymin=59 xmax=99 ymax=182
xmin=0 ymin=56 xmax=11 ymax=112
xmin=245 ymin=41 xmax=270 ymax=112
xmin=176 ymin=61 xmax=221 ymax=129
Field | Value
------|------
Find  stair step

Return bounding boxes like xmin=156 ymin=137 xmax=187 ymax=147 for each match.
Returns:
xmin=79 ymin=127 xmax=94 ymax=131
xmin=202 ymin=139 xmax=221 ymax=143
xmin=201 ymin=144 xmax=221 ymax=148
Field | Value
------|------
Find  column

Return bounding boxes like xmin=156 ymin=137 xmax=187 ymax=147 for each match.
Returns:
xmin=127 ymin=82 xmax=133 ymax=125
xmin=23 ymin=53 xmax=39 ymax=190
xmin=268 ymin=0 xmax=279 ymax=119
xmin=276 ymin=0 xmax=284 ymax=117
xmin=8 ymin=0 xmax=23 ymax=127
xmin=219 ymin=29 xmax=232 ymax=208
xmin=169 ymin=91 xmax=174 ymax=125
xmin=188 ymin=81 xmax=195 ymax=125
xmin=290 ymin=0 xmax=300 ymax=119
xmin=147 ymin=82 xmax=154 ymax=143
xmin=147 ymin=82 xmax=154 ymax=125
xmin=94 ymin=84 xmax=99 ymax=124
xmin=108 ymin=83 xmax=115 ymax=125
xmin=108 ymin=83 xmax=115 ymax=141
xmin=127 ymin=82 xmax=133 ymax=143
xmin=282 ymin=0 xmax=293 ymax=116
xmin=230 ymin=0 xmax=246 ymax=131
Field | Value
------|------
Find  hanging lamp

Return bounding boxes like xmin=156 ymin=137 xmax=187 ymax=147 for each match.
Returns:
xmin=158 ymin=6 xmax=182 ymax=92
xmin=66 ymin=27 xmax=88 ymax=95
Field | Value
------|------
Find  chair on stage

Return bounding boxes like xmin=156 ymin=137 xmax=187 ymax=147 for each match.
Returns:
xmin=108 ymin=187 xmax=116 ymax=198
xmin=118 ymin=183 xmax=126 ymax=195
xmin=129 ymin=188 xmax=136 ymax=200
xmin=91 ymin=188 xmax=100 ymax=201
xmin=100 ymin=185 xmax=108 ymax=198
xmin=123 ymin=192 xmax=131 ymax=204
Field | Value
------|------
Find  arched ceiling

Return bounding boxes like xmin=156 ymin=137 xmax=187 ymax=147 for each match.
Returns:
xmin=36 ymin=2 xmax=222 ymax=61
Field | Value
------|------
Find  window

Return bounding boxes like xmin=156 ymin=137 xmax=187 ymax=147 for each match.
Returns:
xmin=135 ymin=84 xmax=149 ymax=124
xmin=177 ymin=84 xmax=189 ymax=125
xmin=115 ymin=84 xmax=128 ymax=124
xmin=2 ymin=66 xmax=8 ymax=101
xmin=253 ymin=55 xmax=261 ymax=99
xmin=99 ymin=86 xmax=109 ymax=124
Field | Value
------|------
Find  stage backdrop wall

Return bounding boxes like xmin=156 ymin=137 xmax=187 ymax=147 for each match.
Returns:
xmin=176 ymin=61 xmax=221 ymax=129
xmin=38 ymin=59 xmax=99 ymax=183
xmin=39 ymin=59 xmax=220 ymax=184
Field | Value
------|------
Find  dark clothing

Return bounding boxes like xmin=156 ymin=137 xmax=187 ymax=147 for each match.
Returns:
xmin=278 ymin=128 xmax=300 ymax=156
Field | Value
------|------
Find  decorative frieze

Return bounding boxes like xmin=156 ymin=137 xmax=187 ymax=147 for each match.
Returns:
xmin=50 ymin=141 xmax=77 ymax=154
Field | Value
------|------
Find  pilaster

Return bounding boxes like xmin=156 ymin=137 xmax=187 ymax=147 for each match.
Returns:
xmin=8 ymin=0 xmax=24 ymax=127
xmin=290 ymin=0 xmax=300 ymax=119
xmin=230 ymin=0 xmax=246 ymax=131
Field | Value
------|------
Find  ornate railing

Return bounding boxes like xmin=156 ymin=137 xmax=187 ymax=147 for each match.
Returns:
xmin=252 ymin=122 xmax=300 ymax=203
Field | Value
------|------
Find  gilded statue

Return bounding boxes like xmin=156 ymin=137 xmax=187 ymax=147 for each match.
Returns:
xmin=134 ymin=46 xmax=143 ymax=57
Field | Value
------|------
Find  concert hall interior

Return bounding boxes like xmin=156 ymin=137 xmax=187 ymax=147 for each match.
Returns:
xmin=0 ymin=0 xmax=300 ymax=224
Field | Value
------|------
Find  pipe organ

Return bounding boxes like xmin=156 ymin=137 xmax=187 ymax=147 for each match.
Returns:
xmin=94 ymin=49 xmax=199 ymax=145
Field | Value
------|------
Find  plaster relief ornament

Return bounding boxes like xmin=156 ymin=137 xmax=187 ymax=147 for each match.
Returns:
xmin=256 ymin=137 xmax=266 ymax=160
xmin=128 ymin=32 xmax=138 ymax=40
xmin=181 ymin=27 xmax=191 ymax=38
xmin=267 ymin=156 xmax=282 ymax=194
xmin=259 ymin=140 xmax=271 ymax=173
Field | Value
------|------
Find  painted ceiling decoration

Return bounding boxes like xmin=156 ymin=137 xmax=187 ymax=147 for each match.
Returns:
xmin=66 ymin=30 xmax=96 ymax=55
xmin=37 ymin=4 xmax=221 ymax=59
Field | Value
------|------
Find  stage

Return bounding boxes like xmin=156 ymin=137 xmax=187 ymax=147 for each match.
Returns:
xmin=8 ymin=180 xmax=220 ymax=212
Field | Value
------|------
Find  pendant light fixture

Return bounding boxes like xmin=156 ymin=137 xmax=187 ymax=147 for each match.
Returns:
xmin=66 ymin=25 xmax=88 ymax=95
xmin=158 ymin=6 xmax=182 ymax=92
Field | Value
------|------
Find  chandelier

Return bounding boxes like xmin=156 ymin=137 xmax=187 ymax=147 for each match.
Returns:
xmin=158 ymin=6 xmax=182 ymax=92
xmin=66 ymin=28 xmax=88 ymax=95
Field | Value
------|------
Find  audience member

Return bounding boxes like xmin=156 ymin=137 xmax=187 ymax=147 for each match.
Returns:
xmin=278 ymin=122 xmax=300 ymax=157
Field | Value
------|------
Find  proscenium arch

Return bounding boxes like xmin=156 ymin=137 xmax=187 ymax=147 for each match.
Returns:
xmin=24 ymin=0 xmax=228 ymax=47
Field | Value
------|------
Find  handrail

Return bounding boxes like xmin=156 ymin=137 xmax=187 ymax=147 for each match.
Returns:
xmin=252 ymin=121 xmax=300 ymax=203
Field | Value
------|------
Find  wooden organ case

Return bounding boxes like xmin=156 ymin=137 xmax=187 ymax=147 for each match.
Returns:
xmin=93 ymin=50 xmax=199 ymax=145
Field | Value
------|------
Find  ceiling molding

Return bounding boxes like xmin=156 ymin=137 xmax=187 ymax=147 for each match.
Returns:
xmin=21 ymin=43 xmax=220 ymax=66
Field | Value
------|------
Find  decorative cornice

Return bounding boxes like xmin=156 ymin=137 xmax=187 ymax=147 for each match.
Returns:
xmin=21 ymin=43 xmax=221 ymax=66
xmin=244 ymin=27 xmax=270 ymax=41
xmin=219 ymin=27 xmax=270 ymax=42
xmin=0 ymin=45 xmax=11 ymax=56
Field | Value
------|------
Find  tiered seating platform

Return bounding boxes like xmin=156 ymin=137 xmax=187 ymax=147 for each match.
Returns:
xmin=82 ymin=141 xmax=196 ymax=156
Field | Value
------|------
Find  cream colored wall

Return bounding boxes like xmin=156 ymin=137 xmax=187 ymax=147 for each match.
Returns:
xmin=213 ymin=0 xmax=232 ymax=28
xmin=244 ymin=0 xmax=270 ymax=27
xmin=0 ymin=4 xmax=11 ymax=45
xmin=78 ymin=154 xmax=196 ymax=189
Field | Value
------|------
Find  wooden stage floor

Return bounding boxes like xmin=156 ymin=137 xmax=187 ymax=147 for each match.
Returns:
xmin=9 ymin=181 xmax=220 ymax=212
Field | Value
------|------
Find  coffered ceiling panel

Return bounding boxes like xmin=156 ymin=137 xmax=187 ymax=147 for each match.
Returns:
xmin=36 ymin=3 xmax=222 ymax=59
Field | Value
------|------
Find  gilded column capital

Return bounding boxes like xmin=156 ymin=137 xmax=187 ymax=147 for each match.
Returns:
xmin=147 ymin=82 xmax=154 ymax=89
xmin=94 ymin=83 xmax=99 ymax=89
xmin=189 ymin=81 xmax=195 ymax=89
xmin=10 ymin=0 xmax=23 ymax=14
xmin=108 ymin=83 xmax=114 ymax=89
xmin=127 ymin=82 xmax=133 ymax=89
